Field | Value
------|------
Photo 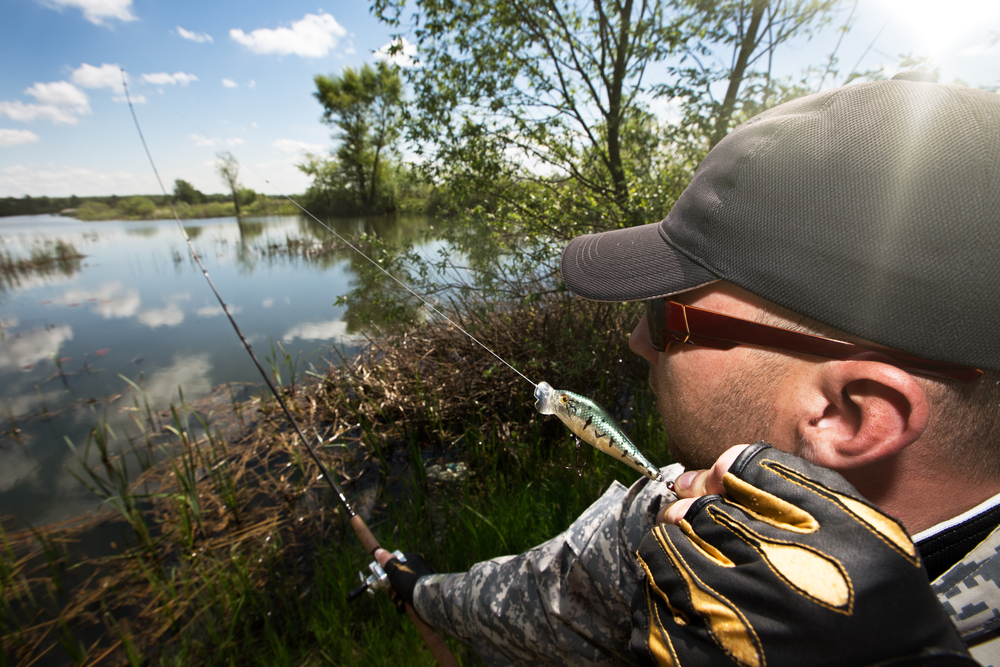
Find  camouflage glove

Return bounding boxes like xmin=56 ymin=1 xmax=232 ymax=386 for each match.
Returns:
xmin=383 ymin=552 xmax=434 ymax=614
xmin=631 ymin=442 xmax=976 ymax=667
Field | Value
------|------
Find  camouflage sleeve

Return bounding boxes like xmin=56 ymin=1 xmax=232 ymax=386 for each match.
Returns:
xmin=930 ymin=523 xmax=1000 ymax=651
xmin=413 ymin=464 xmax=683 ymax=667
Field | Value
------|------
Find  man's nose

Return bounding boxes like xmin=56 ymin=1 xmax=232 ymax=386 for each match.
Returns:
xmin=629 ymin=313 xmax=659 ymax=365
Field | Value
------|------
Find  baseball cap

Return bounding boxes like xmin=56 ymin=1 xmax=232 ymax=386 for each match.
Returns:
xmin=560 ymin=74 xmax=1000 ymax=372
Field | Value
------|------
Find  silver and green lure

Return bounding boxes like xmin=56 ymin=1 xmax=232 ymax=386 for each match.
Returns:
xmin=534 ymin=381 xmax=662 ymax=482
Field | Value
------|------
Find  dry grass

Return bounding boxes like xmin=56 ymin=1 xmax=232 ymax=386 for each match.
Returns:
xmin=2 ymin=296 xmax=661 ymax=666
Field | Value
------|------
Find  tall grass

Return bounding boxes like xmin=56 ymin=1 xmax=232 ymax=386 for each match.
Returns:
xmin=1 ymin=297 xmax=668 ymax=666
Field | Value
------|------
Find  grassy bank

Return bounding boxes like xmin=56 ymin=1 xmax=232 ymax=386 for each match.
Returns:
xmin=1 ymin=297 xmax=668 ymax=666
xmin=74 ymin=196 xmax=301 ymax=221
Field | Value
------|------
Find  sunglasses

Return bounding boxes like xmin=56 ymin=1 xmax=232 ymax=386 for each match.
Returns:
xmin=645 ymin=299 xmax=983 ymax=383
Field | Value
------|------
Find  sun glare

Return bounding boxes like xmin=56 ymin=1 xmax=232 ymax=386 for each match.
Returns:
xmin=873 ymin=0 xmax=1000 ymax=55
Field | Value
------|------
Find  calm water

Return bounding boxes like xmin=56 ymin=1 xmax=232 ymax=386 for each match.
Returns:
xmin=0 ymin=213 xmax=436 ymax=528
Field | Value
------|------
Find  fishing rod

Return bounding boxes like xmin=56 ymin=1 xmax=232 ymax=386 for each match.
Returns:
xmin=120 ymin=69 xmax=459 ymax=667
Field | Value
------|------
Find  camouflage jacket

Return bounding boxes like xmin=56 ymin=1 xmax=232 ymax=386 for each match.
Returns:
xmin=930 ymin=518 xmax=1000 ymax=666
xmin=413 ymin=466 xmax=682 ymax=666
xmin=415 ymin=470 xmax=1000 ymax=666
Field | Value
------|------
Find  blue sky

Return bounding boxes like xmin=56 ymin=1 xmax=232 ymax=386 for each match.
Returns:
xmin=0 ymin=0 xmax=997 ymax=199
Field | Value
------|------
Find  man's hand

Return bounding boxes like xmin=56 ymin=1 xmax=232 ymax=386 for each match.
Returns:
xmin=631 ymin=442 xmax=976 ymax=667
xmin=374 ymin=548 xmax=434 ymax=614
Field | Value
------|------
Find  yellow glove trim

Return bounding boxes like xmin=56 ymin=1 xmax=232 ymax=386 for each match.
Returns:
xmin=760 ymin=461 xmax=919 ymax=565
xmin=722 ymin=473 xmax=819 ymax=533
xmin=646 ymin=579 xmax=681 ymax=666
xmin=707 ymin=506 xmax=853 ymax=613
xmin=648 ymin=525 xmax=764 ymax=667
xmin=679 ymin=519 xmax=734 ymax=567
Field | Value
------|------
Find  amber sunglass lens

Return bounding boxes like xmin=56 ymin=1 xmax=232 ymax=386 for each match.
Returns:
xmin=646 ymin=299 xmax=668 ymax=351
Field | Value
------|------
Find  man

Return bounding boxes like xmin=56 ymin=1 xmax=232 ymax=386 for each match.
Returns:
xmin=378 ymin=73 xmax=1000 ymax=665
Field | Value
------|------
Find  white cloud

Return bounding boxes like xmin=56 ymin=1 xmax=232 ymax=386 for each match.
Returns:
xmin=191 ymin=133 xmax=242 ymax=147
xmin=282 ymin=318 xmax=358 ymax=343
xmin=0 ymin=129 xmax=40 ymax=147
xmin=177 ymin=26 xmax=213 ymax=43
xmin=272 ymin=138 xmax=325 ymax=154
xmin=26 ymin=81 xmax=90 ymax=112
xmin=0 ymin=100 xmax=79 ymax=125
xmin=0 ymin=81 xmax=90 ymax=126
xmin=248 ymin=80 xmax=256 ymax=89
xmin=0 ymin=324 xmax=73 ymax=372
xmin=229 ymin=13 xmax=346 ymax=58
xmin=262 ymin=297 xmax=274 ymax=308
xmin=375 ymin=37 xmax=418 ymax=67
xmin=141 ymin=72 xmax=199 ymax=86
xmin=0 ymin=163 xmax=155 ymax=197
xmin=112 ymin=93 xmax=146 ymax=104
xmin=46 ymin=0 xmax=135 ymax=25
xmin=70 ymin=63 xmax=124 ymax=90
xmin=345 ymin=41 xmax=357 ymax=55
xmin=222 ymin=78 xmax=238 ymax=88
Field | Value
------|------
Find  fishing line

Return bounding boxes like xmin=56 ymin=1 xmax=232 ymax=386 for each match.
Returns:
xmin=124 ymin=69 xmax=463 ymax=666
xmin=120 ymin=69 xmax=357 ymax=517
xmin=123 ymin=69 xmax=663 ymax=496
xmin=146 ymin=93 xmax=537 ymax=389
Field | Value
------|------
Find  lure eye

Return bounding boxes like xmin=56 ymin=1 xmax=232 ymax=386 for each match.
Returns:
xmin=560 ymin=395 xmax=568 ymax=404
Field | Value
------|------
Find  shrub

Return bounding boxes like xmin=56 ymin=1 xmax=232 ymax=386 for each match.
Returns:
xmin=75 ymin=201 xmax=112 ymax=221
xmin=120 ymin=196 xmax=156 ymax=219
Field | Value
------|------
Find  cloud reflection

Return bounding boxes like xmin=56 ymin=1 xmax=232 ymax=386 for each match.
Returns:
xmin=60 ymin=281 xmax=141 ymax=318
xmin=282 ymin=318 xmax=358 ymax=344
xmin=0 ymin=448 xmax=41 ymax=493
xmin=138 ymin=293 xmax=190 ymax=328
xmin=0 ymin=324 xmax=73 ymax=372
xmin=143 ymin=353 xmax=212 ymax=406
xmin=196 ymin=304 xmax=242 ymax=317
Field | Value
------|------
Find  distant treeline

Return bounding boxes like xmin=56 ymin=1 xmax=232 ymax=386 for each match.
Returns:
xmin=0 ymin=193 xmax=234 ymax=218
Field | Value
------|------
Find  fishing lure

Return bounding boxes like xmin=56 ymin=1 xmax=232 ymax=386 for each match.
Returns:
xmin=534 ymin=382 xmax=662 ymax=482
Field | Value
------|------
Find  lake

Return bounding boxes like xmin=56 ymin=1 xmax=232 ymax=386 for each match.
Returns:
xmin=0 ymin=213 xmax=437 ymax=529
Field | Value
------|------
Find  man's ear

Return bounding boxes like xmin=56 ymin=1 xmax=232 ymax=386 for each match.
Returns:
xmin=796 ymin=361 xmax=930 ymax=469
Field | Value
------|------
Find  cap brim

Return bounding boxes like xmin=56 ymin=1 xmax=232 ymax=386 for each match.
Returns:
xmin=560 ymin=220 xmax=718 ymax=302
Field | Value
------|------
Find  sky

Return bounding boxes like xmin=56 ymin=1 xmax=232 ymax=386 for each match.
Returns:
xmin=0 ymin=0 xmax=998 ymax=199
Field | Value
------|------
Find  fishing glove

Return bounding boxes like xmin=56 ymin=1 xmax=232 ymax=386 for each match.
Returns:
xmin=383 ymin=552 xmax=434 ymax=614
xmin=630 ymin=442 xmax=976 ymax=667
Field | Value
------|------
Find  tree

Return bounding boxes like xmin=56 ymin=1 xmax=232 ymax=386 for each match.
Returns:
xmin=374 ymin=0 xmax=841 ymax=228
xmin=173 ymin=179 xmax=204 ymax=205
xmin=313 ymin=61 xmax=403 ymax=214
xmin=658 ymin=0 xmax=841 ymax=149
xmin=216 ymin=152 xmax=242 ymax=217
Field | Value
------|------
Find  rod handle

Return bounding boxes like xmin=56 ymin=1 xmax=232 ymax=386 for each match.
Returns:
xmin=348 ymin=515 xmax=459 ymax=666
xmin=406 ymin=603 xmax=461 ymax=667
xmin=350 ymin=514 xmax=380 ymax=554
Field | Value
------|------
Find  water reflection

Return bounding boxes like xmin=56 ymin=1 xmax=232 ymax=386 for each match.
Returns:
xmin=0 ymin=212 xmax=440 ymax=528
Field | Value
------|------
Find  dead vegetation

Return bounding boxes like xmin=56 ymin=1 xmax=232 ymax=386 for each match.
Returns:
xmin=2 ymin=297 xmax=660 ymax=666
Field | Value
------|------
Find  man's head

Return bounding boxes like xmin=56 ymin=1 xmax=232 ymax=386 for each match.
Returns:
xmin=561 ymin=76 xmax=1000 ymax=530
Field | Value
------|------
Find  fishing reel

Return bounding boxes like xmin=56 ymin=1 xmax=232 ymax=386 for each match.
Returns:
xmin=347 ymin=549 xmax=406 ymax=602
